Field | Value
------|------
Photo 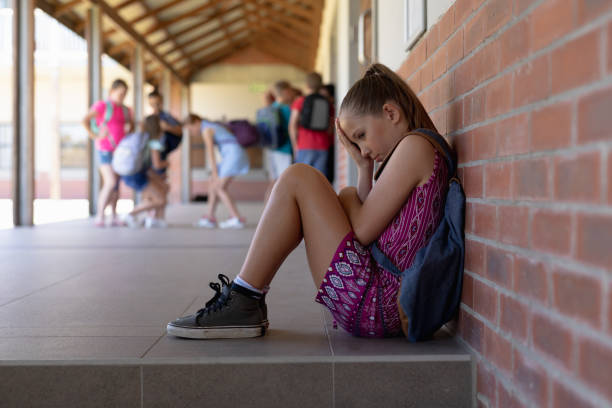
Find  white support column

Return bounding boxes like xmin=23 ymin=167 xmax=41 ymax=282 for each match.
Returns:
xmin=132 ymin=45 xmax=144 ymax=124
xmin=12 ymin=0 xmax=35 ymax=226
xmin=86 ymin=5 xmax=102 ymax=216
xmin=180 ymin=85 xmax=191 ymax=203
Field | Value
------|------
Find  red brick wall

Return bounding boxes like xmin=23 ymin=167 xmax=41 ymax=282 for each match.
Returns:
xmin=396 ymin=0 xmax=612 ymax=407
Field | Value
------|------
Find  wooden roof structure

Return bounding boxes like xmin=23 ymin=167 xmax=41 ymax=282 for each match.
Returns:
xmin=35 ymin=0 xmax=324 ymax=85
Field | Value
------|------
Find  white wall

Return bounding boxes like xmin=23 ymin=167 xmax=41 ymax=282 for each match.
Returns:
xmin=376 ymin=0 xmax=455 ymax=71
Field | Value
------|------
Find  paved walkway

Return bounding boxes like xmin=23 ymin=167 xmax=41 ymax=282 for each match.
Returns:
xmin=0 ymin=203 xmax=472 ymax=407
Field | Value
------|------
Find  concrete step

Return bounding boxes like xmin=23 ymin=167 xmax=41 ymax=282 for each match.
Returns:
xmin=0 ymin=203 xmax=473 ymax=407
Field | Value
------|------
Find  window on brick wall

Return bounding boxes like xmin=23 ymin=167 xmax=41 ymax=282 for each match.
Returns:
xmin=0 ymin=124 xmax=11 ymax=170
xmin=59 ymin=123 xmax=87 ymax=169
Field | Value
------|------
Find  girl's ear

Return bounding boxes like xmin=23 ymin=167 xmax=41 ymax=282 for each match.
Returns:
xmin=382 ymin=103 xmax=402 ymax=125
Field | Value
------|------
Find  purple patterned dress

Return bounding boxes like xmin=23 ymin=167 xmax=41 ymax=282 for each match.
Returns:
xmin=315 ymin=151 xmax=448 ymax=337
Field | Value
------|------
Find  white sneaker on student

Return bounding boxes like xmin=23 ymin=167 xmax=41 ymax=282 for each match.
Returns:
xmin=145 ymin=217 xmax=167 ymax=229
xmin=123 ymin=214 xmax=141 ymax=228
xmin=219 ymin=217 xmax=245 ymax=229
xmin=195 ymin=217 xmax=217 ymax=229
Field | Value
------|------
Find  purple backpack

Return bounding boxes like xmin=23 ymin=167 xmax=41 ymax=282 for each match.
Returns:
xmin=227 ymin=120 xmax=260 ymax=147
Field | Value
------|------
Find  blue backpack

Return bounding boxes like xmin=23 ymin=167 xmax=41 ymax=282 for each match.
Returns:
xmin=256 ymin=104 xmax=287 ymax=149
xmin=371 ymin=128 xmax=465 ymax=342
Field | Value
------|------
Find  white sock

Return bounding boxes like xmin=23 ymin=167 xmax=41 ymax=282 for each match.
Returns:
xmin=234 ymin=276 xmax=264 ymax=295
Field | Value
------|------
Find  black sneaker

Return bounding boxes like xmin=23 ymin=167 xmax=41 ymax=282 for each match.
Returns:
xmin=167 ymin=274 xmax=269 ymax=339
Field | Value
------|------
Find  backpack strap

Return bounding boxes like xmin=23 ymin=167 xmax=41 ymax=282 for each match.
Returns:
xmin=370 ymin=242 xmax=403 ymax=277
xmin=410 ymin=128 xmax=457 ymax=179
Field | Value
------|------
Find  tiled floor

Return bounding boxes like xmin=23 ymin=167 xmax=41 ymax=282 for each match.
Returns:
xmin=0 ymin=203 xmax=473 ymax=407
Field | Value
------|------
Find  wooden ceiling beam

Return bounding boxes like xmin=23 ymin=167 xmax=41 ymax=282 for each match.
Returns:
xmin=171 ymin=25 xmax=251 ymax=65
xmin=256 ymin=1 xmax=315 ymax=37
xmin=89 ymin=0 xmax=187 ymax=84
xmin=142 ymin=0 xmax=224 ymax=37
xmin=250 ymin=16 xmax=312 ymax=51
xmin=102 ymin=0 xmax=183 ymax=37
xmin=152 ymin=2 xmax=242 ymax=50
xmin=263 ymin=0 xmax=316 ymax=23
xmin=188 ymin=39 xmax=252 ymax=76
xmin=53 ymin=0 xmax=81 ymax=18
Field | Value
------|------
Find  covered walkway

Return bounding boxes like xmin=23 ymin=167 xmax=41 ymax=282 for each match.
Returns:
xmin=0 ymin=204 xmax=470 ymax=407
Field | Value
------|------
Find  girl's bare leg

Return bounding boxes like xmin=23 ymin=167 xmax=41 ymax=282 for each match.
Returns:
xmin=129 ymin=184 xmax=166 ymax=216
xmin=206 ymin=178 xmax=219 ymax=219
xmin=215 ymin=177 xmax=242 ymax=219
xmin=96 ymin=165 xmax=118 ymax=222
xmin=238 ymin=164 xmax=351 ymax=290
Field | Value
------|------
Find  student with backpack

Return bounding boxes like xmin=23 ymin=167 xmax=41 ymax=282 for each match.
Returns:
xmin=82 ymin=79 xmax=134 ymax=227
xmin=289 ymin=72 xmax=334 ymax=178
xmin=117 ymin=115 xmax=169 ymax=228
xmin=257 ymin=81 xmax=293 ymax=202
xmin=147 ymin=89 xmax=182 ymax=175
xmin=166 ymin=63 xmax=465 ymax=341
xmin=184 ymin=114 xmax=249 ymax=229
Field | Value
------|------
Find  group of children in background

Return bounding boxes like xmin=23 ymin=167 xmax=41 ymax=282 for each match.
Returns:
xmin=83 ymin=70 xmax=336 ymax=230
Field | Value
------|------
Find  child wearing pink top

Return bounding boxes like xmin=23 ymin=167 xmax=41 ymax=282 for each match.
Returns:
xmin=82 ymin=79 xmax=134 ymax=227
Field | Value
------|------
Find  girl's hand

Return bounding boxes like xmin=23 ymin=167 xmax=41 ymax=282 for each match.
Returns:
xmin=336 ymin=119 xmax=372 ymax=170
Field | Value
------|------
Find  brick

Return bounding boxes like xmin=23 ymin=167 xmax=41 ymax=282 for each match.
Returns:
xmin=465 ymin=6 xmax=486 ymax=54
xmin=459 ymin=308 xmax=485 ymax=353
xmin=439 ymin=73 xmax=454 ymax=105
xmin=484 ymin=326 xmax=513 ymax=373
xmin=554 ymin=151 xmax=601 ymax=203
xmin=609 ymin=22 xmax=612 ymax=74
xmin=514 ymin=157 xmax=550 ymax=200
xmin=531 ymin=102 xmax=572 ymax=151
xmin=578 ymin=338 xmax=612 ymax=400
xmin=454 ymin=0 xmax=481 ymax=31
xmin=514 ymin=55 xmax=550 ymax=108
xmin=486 ymin=246 xmax=513 ymax=288
xmin=453 ymin=129 xmax=471 ymax=163
xmin=530 ymin=0 xmax=576 ymax=51
xmin=407 ymin=75 xmax=421 ymax=94
xmin=485 ymin=161 xmax=514 ymax=199
xmin=447 ymin=99 xmax=464 ymax=134
xmin=609 ymin=150 xmax=612 ymax=204
xmin=484 ymin=0 xmax=512 ymax=38
xmin=474 ymin=279 xmax=498 ymax=323
xmin=500 ymin=18 xmax=531 ymax=67
xmin=577 ymin=0 xmax=612 ymax=24
xmin=455 ymin=57 xmax=475 ymax=96
xmin=532 ymin=313 xmax=574 ymax=368
xmin=439 ymin=4 xmax=455 ymax=43
xmin=473 ymin=203 xmax=498 ymax=240
xmin=552 ymin=381 xmax=597 ymax=408
xmin=551 ymin=30 xmax=601 ymax=95
xmin=514 ymin=255 xmax=549 ymax=304
xmin=477 ymin=361 xmax=496 ymax=403
xmin=433 ymin=45 xmax=448 ymax=80
xmin=465 ymin=88 xmax=486 ymax=127
xmin=500 ymin=294 xmax=528 ymax=342
xmin=531 ymin=209 xmax=571 ymax=255
xmin=432 ymin=108 xmax=448 ymax=135
xmin=577 ymin=214 xmax=612 ymax=268
xmin=609 ymin=282 xmax=612 ymax=334
xmin=513 ymin=349 xmax=548 ymax=407
xmin=552 ymin=267 xmax=601 ymax=328
xmin=466 ymin=238 xmax=486 ymax=276
xmin=498 ymin=205 xmax=529 ymax=247
xmin=478 ymin=40 xmax=502 ymax=84
xmin=485 ymin=74 xmax=513 ymax=119
xmin=472 ymin=123 xmax=496 ymax=160
xmin=466 ymin=202 xmax=475 ymax=234
xmin=578 ymin=87 xmax=612 ymax=144
xmin=514 ymin=0 xmax=533 ymax=16
xmin=462 ymin=273 xmax=475 ymax=308
xmin=448 ymin=29 xmax=464 ymax=69
xmin=420 ymin=60 xmax=434 ymax=90
xmin=498 ymin=382 xmax=526 ymax=408
xmin=426 ymin=24 xmax=440 ymax=58
xmin=496 ymin=113 xmax=530 ymax=157
xmin=464 ymin=165 xmax=484 ymax=198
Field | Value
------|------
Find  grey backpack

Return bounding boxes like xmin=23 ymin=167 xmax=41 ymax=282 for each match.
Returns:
xmin=111 ymin=131 xmax=150 ymax=176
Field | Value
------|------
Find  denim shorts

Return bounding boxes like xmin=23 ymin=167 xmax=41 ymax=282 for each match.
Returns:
xmin=97 ymin=149 xmax=113 ymax=165
xmin=296 ymin=149 xmax=329 ymax=176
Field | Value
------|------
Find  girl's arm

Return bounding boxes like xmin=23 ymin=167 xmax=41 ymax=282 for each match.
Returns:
xmin=82 ymin=109 xmax=98 ymax=140
xmin=161 ymin=119 xmax=182 ymax=136
xmin=339 ymin=136 xmax=435 ymax=245
xmin=203 ymin=128 xmax=218 ymax=178
xmin=289 ymin=109 xmax=299 ymax=156
xmin=127 ymin=108 xmax=135 ymax=133
xmin=151 ymin=149 xmax=168 ymax=170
